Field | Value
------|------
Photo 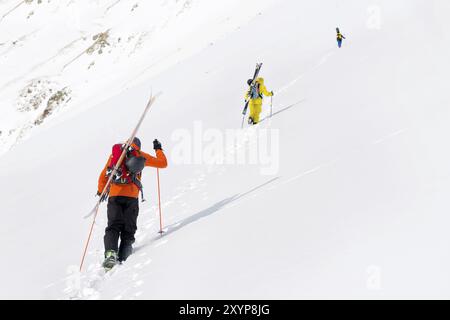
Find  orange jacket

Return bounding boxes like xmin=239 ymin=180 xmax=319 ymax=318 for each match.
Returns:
xmin=98 ymin=149 xmax=167 ymax=199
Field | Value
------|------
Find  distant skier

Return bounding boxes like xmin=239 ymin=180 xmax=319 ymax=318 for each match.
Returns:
xmin=336 ymin=27 xmax=346 ymax=48
xmin=245 ymin=77 xmax=273 ymax=125
xmin=97 ymin=137 xmax=167 ymax=271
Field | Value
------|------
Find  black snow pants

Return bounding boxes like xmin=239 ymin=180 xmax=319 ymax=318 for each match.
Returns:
xmin=104 ymin=196 xmax=139 ymax=254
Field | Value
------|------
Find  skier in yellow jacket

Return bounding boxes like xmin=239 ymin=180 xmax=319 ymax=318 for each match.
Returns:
xmin=245 ymin=77 xmax=274 ymax=125
xmin=336 ymin=27 xmax=346 ymax=48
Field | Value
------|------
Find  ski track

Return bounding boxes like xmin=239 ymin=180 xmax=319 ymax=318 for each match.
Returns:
xmin=276 ymin=48 xmax=335 ymax=95
xmin=269 ymin=128 xmax=409 ymax=191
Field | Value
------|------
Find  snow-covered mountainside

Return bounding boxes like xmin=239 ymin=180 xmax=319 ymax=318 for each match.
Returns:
xmin=1 ymin=0 xmax=450 ymax=299
xmin=0 ymin=0 xmax=275 ymax=153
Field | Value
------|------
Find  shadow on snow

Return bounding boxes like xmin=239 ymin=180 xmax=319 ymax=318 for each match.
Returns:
xmin=134 ymin=177 xmax=279 ymax=252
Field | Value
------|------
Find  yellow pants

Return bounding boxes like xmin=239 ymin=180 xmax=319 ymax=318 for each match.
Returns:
xmin=249 ymin=100 xmax=262 ymax=124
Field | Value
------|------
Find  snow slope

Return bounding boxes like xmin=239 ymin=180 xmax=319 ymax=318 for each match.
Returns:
xmin=0 ymin=0 xmax=274 ymax=153
xmin=1 ymin=0 xmax=450 ymax=299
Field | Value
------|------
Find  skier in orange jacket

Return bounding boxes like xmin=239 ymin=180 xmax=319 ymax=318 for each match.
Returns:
xmin=97 ymin=137 xmax=167 ymax=270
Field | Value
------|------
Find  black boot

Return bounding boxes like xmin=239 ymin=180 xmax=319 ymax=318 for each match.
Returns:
xmin=118 ymin=241 xmax=133 ymax=262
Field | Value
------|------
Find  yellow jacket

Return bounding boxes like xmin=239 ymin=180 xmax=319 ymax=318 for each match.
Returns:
xmin=245 ymin=78 xmax=273 ymax=103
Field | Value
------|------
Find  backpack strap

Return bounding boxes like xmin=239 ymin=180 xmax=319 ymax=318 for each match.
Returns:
xmin=249 ymin=83 xmax=262 ymax=99
xmin=131 ymin=173 xmax=146 ymax=202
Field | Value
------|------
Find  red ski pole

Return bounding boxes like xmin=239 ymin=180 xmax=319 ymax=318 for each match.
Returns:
xmin=157 ymin=168 xmax=164 ymax=235
xmin=79 ymin=203 xmax=100 ymax=272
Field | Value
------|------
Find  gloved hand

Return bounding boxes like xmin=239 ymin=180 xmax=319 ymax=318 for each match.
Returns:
xmin=153 ymin=139 xmax=162 ymax=151
xmin=96 ymin=191 xmax=108 ymax=203
xmin=271 ymin=91 xmax=274 ymax=96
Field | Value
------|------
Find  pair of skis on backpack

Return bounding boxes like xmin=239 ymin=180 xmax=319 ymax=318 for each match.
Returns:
xmin=241 ymin=63 xmax=263 ymax=129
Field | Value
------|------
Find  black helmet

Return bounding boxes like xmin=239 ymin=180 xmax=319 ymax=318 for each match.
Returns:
xmin=132 ymin=137 xmax=141 ymax=149
xmin=125 ymin=155 xmax=146 ymax=174
xmin=247 ymin=79 xmax=253 ymax=86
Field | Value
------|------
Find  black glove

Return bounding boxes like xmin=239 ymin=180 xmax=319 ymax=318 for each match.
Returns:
xmin=96 ymin=191 xmax=108 ymax=203
xmin=271 ymin=91 xmax=274 ymax=96
xmin=153 ymin=139 xmax=162 ymax=151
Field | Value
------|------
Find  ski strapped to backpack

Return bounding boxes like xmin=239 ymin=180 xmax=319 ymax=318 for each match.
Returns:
xmin=83 ymin=92 xmax=160 ymax=220
xmin=241 ymin=63 xmax=263 ymax=128
xmin=106 ymin=143 xmax=147 ymax=202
